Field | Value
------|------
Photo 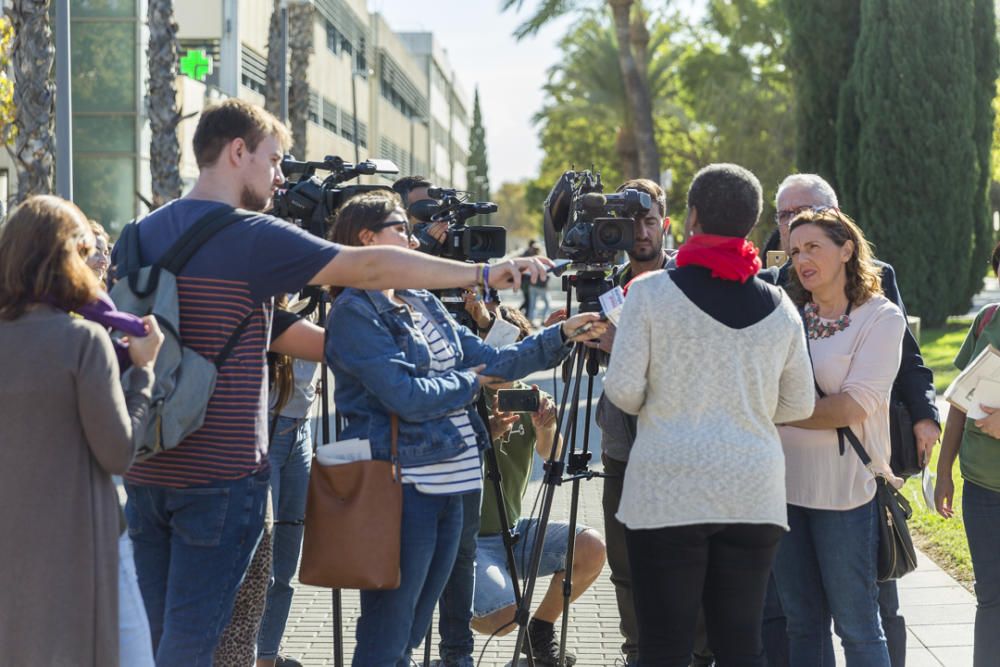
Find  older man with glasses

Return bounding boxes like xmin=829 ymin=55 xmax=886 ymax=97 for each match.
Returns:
xmin=758 ymin=173 xmax=940 ymax=667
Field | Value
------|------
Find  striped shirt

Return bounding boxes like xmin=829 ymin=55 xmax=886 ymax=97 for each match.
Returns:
xmin=117 ymin=199 xmax=339 ymax=488
xmin=399 ymin=299 xmax=482 ymax=495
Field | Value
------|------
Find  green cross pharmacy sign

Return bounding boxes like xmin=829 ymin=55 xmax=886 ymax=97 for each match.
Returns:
xmin=180 ymin=49 xmax=213 ymax=81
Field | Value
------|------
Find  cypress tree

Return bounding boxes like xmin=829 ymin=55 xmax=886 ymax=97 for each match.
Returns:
xmin=781 ymin=0 xmax=861 ymax=190
xmin=850 ymin=0 xmax=977 ymax=325
xmin=467 ymin=87 xmax=491 ymax=206
xmin=965 ymin=0 xmax=999 ymax=305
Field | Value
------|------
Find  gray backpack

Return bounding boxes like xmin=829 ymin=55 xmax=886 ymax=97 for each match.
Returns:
xmin=110 ymin=205 xmax=255 ymax=461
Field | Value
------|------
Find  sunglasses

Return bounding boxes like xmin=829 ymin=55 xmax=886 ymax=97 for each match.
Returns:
xmin=775 ymin=204 xmax=839 ymax=226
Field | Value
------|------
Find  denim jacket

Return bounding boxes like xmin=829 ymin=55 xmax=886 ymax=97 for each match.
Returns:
xmin=325 ymin=288 xmax=572 ymax=467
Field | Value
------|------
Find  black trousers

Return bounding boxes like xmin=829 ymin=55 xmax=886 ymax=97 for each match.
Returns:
xmin=625 ymin=522 xmax=784 ymax=667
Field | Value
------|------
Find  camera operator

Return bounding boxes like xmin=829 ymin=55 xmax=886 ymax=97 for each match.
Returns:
xmin=584 ymin=177 xmax=672 ymax=665
xmin=324 ymin=191 xmax=607 ymax=667
xmin=393 ymin=175 xmax=448 ymax=252
xmin=113 ymin=99 xmax=552 ymax=666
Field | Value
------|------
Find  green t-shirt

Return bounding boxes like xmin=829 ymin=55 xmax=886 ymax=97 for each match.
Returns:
xmin=479 ymin=383 xmax=553 ymax=536
xmin=954 ymin=304 xmax=1000 ymax=493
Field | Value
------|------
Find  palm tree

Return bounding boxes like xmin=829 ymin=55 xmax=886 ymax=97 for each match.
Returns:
xmin=8 ymin=0 xmax=55 ymax=201
xmin=147 ymin=0 xmax=182 ymax=208
xmin=287 ymin=2 xmax=314 ymax=159
xmin=503 ymin=0 xmax=660 ymax=181
xmin=264 ymin=0 xmax=281 ymax=118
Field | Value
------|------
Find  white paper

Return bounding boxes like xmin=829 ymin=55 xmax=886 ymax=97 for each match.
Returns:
xmin=598 ymin=286 xmax=626 ymax=317
xmin=944 ymin=344 xmax=1000 ymax=414
xmin=483 ymin=314 xmax=521 ymax=348
xmin=921 ymin=467 xmax=936 ymax=511
xmin=604 ymin=303 xmax=624 ymax=327
xmin=316 ymin=438 xmax=372 ymax=466
xmin=969 ymin=379 xmax=1000 ymax=420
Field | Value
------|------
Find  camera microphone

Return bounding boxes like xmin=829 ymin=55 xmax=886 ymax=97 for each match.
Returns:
xmin=427 ymin=186 xmax=458 ymax=199
xmin=581 ymin=192 xmax=607 ymax=209
xmin=408 ymin=198 xmax=444 ymax=223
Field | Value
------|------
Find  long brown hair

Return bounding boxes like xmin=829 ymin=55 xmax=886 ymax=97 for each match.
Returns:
xmin=786 ymin=208 xmax=882 ymax=308
xmin=0 ymin=195 xmax=100 ymax=320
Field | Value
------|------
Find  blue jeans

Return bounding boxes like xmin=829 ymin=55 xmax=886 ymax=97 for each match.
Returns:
xmin=119 ymin=532 xmax=155 ymax=667
xmin=353 ymin=485 xmax=466 ymax=667
xmin=437 ymin=488 xmax=481 ymax=667
xmin=773 ymin=499 xmax=889 ymax=667
xmin=125 ymin=471 xmax=269 ymax=667
xmin=258 ymin=416 xmax=313 ymax=659
xmin=763 ymin=576 xmax=903 ymax=667
xmin=963 ymin=480 xmax=1000 ymax=667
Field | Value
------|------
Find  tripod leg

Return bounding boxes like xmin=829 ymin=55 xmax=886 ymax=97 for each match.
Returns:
xmin=424 ymin=625 xmax=432 ymax=666
xmin=511 ymin=344 xmax=586 ymax=665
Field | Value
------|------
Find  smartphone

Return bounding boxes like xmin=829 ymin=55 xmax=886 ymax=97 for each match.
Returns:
xmin=766 ymin=250 xmax=788 ymax=269
xmin=496 ymin=387 xmax=541 ymax=413
xmin=545 ymin=258 xmax=573 ymax=274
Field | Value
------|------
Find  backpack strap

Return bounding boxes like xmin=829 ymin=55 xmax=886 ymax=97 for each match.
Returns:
xmin=116 ymin=221 xmax=141 ymax=281
xmin=214 ymin=309 xmax=255 ymax=369
xmin=976 ymin=303 xmax=999 ymax=339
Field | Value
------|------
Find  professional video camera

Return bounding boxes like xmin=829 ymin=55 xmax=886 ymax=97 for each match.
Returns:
xmin=543 ymin=169 xmax=651 ymax=267
xmin=409 ymin=187 xmax=506 ymax=263
xmin=271 ymin=155 xmax=400 ymax=237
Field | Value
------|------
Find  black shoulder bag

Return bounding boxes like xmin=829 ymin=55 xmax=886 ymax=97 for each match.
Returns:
xmin=802 ymin=309 xmax=917 ymax=581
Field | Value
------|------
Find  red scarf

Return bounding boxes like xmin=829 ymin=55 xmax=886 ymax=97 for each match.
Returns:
xmin=674 ymin=234 xmax=761 ymax=283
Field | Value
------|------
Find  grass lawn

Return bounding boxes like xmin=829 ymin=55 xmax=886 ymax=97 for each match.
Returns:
xmin=903 ymin=315 xmax=976 ymax=588
xmin=919 ymin=316 xmax=974 ymax=393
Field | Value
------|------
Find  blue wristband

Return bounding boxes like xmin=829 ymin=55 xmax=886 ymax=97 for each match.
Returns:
xmin=483 ymin=265 xmax=492 ymax=302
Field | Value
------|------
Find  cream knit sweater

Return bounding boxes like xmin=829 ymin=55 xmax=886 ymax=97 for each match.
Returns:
xmin=604 ymin=271 xmax=815 ymax=530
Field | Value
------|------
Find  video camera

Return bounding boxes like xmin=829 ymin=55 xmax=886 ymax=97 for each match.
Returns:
xmin=271 ymin=155 xmax=400 ymax=237
xmin=409 ymin=187 xmax=507 ymax=263
xmin=543 ymin=170 xmax=651 ymax=267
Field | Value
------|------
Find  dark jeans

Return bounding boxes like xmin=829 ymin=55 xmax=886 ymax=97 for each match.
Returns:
xmin=963 ymin=480 xmax=1000 ymax=667
xmin=602 ymin=453 xmax=640 ymax=662
xmin=625 ymin=522 xmax=784 ymax=667
xmin=437 ymin=488 xmax=482 ymax=667
xmin=353 ymin=485 xmax=465 ymax=667
xmin=125 ymin=470 xmax=269 ymax=667
xmin=772 ymin=500 xmax=888 ymax=667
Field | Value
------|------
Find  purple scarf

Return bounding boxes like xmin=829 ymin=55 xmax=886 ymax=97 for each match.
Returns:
xmin=74 ymin=292 xmax=147 ymax=369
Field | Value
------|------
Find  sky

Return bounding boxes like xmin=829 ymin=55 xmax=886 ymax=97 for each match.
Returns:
xmin=368 ymin=0 xmax=576 ymax=186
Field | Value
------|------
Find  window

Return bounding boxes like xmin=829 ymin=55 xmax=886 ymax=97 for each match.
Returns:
xmin=325 ymin=22 xmax=339 ymax=54
xmin=355 ymin=38 xmax=366 ymax=76
xmin=341 ymin=37 xmax=353 ymax=56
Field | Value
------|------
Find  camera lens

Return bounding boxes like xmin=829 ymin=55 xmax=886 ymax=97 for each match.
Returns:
xmin=597 ymin=224 xmax=624 ymax=246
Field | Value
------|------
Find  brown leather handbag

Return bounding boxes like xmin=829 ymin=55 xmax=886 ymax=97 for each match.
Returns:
xmin=299 ymin=415 xmax=402 ymax=590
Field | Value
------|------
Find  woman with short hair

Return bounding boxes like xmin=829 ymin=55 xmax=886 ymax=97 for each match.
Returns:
xmin=0 ymin=195 xmax=163 ymax=665
xmin=775 ymin=207 xmax=905 ymax=666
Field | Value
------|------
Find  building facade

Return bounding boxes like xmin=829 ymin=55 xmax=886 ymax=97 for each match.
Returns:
xmin=1 ymin=0 xmax=472 ymax=233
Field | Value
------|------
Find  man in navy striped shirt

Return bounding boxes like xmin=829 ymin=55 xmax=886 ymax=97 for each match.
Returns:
xmin=118 ymin=99 xmax=550 ymax=667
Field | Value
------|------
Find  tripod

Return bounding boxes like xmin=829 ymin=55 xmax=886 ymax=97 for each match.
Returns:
xmin=510 ymin=271 xmax=611 ymax=667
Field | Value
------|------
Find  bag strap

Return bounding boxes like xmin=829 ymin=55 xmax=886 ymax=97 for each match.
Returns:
xmin=115 ymin=220 xmax=141 ymax=280
xmin=390 ymin=414 xmax=400 ymax=482
xmin=213 ymin=309 xmax=256 ymax=369
xmin=976 ymin=303 xmax=999 ymax=339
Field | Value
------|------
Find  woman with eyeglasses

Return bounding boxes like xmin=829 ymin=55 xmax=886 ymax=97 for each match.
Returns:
xmin=774 ymin=208 xmax=905 ymax=666
xmin=0 ymin=195 xmax=164 ymax=665
xmin=323 ymin=191 xmax=607 ymax=666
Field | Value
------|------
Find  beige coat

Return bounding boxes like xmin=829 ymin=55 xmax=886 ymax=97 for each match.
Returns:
xmin=0 ymin=306 xmax=153 ymax=666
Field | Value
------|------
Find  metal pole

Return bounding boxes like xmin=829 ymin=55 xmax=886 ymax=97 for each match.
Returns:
xmin=279 ymin=0 xmax=288 ymax=123
xmin=55 ymin=0 xmax=73 ymax=199
xmin=350 ymin=72 xmax=360 ymax=166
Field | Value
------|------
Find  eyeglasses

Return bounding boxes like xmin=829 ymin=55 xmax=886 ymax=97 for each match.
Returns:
xmin=368 ymin=218 xmax=413 ymax=238
xmin=775 ymin=204 xmax=838 ymax=226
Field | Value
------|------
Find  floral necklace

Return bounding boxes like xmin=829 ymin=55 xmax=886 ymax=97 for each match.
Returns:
xmin=804 ymin=300 xmax=853 ymax=340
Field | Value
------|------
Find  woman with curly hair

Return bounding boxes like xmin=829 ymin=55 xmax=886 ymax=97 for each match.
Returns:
xmin=774 ymin=207 xmax=905 ymax=666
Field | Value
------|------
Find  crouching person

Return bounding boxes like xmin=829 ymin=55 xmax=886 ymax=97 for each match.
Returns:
xmin=470 ymin=306 xmax=607 ymax=666
xmin=324 ymin=192 xmax=607 ymax=667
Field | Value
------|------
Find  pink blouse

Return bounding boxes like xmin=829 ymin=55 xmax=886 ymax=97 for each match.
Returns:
xmin=778 ymin=295 xmax=906 ymax=510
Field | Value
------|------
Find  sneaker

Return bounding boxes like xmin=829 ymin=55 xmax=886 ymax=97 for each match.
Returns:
xmin=275 ymin=656 xmax=303 ymax=667
xmin=523 ymin=618 xmax=577 ymax=666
